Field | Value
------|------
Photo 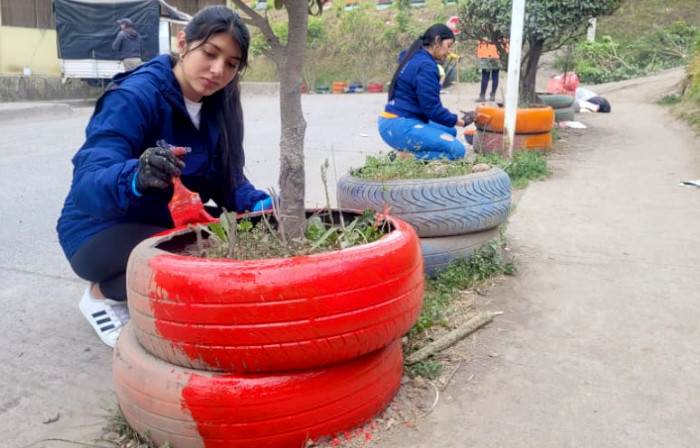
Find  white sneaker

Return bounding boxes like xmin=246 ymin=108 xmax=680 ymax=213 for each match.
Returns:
xmin=78 ymin=286 xmax=130 ymax=348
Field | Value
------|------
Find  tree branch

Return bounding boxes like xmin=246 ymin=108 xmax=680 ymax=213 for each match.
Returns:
xmin=405 ymin=312 xmax=494 ymax=365
xmin=230 ymin=0 xmax=282 ymax=54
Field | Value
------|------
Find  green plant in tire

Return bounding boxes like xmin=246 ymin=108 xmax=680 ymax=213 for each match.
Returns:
xmin=352 ymin=153 xmax=476 ymax=181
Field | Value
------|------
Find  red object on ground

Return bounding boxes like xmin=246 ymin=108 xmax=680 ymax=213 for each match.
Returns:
xmin=168 ymin=176 xmax=214 ymax=227
xmin=546 ymin=72 xmax=579 ymax=97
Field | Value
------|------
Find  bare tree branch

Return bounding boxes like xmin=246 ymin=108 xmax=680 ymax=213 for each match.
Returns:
xmin=230 ymin=0 xmax=282 ymax=54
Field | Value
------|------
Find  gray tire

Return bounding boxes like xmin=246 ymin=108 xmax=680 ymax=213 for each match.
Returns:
xmin=538 ymin=93 xmax=575 ymax=109
xmin=421 ymin=227 xmax=501 ymax=277
xmin=554 ymin=106 xmax=575 ymax=122
xmin=337 ymin=167 xmax=511 ymax=238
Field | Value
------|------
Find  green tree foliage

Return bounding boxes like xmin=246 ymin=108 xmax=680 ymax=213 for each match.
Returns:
xmin=458 ymin=0 xmax=622 ymax=103
xmin=556 ymin=21 xmax=698 ymax=84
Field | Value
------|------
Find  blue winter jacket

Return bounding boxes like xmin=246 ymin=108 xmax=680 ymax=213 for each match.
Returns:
xmin=384 ymin=48 xmax=457 ymax=127
xmin=57 ymin=54 xmax=268 ymax=259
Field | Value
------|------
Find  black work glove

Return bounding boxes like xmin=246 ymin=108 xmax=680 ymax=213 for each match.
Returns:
xmin=461 ymin=110 xmax=476 ymax=127
xmin=135 ymin=147 xmax=185 ymax=193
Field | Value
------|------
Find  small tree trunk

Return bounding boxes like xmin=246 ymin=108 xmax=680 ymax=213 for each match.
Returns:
xmin=519 ymin=38 xmax=544 ymax=105
xmin=276 ymin=3 xmax=308 ymax=240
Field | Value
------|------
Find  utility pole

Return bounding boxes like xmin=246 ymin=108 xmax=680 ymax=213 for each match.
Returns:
xmin=587 ymin=18 xmax=597 ymax=42
xmin=503 ymin=0 xmax=525 ymax=160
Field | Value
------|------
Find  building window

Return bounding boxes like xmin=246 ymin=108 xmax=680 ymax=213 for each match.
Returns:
xmin=1 ymin=0 xmax=53 ymax=29
xmin=167 ymin=0 xmax=226 ymax=16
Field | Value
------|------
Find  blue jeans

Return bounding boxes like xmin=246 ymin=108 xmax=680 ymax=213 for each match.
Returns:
xmin=378 ymin=116 xmax=466 ymax=160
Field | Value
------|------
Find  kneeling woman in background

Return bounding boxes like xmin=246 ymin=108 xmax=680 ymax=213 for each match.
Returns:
xmin=378 ymin=23 xmax=468 ymax=160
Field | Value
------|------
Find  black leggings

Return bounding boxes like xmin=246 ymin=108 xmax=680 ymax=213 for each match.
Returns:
xmin=480 ymin=69 xmax=500 ymax=96
xmin=69 ymin=223 xmax=168 ymax=301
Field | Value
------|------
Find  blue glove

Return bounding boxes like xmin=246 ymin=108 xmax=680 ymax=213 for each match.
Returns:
xmin=251 ymin=197 xmax=273 ymax=212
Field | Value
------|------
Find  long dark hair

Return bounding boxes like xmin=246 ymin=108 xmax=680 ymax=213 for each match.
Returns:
xmin=179 ymin=5 xmax=250 ymax=209
xmin=388 ymin=23 xmax=454 ymax=100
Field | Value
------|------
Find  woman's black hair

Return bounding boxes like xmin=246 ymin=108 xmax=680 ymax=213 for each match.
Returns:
xmin=387 ymin=23 xmax=455 ymax=100
xmin=177 ymin=5 xmax=251 ymax=209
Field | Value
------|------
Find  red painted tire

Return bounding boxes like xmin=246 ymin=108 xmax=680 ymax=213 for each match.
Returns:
xmin=114 ymin=324 xmax=403 ymax=448
xmin=367 ymin=83 xmax=384 ymax=93
xmin=127 ymin=214 xmax=424 ymax=373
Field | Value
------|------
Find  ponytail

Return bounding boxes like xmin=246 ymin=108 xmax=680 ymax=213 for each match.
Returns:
xmin=387 ymin=23 xmax=455 ymax=100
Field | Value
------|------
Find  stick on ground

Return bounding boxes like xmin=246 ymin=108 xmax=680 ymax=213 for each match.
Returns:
xmin=405 ymin=312 xmax=493 ymax=365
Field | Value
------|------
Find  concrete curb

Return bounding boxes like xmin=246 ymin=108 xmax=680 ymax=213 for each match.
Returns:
xmin=0 ymin=102 xmax=75 ymax=123
xmin=0 ymin=83 xmax=280 ymax=122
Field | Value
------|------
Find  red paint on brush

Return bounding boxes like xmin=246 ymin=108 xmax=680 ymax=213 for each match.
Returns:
xmin=169 ymin=176 xmax=214 ymax=227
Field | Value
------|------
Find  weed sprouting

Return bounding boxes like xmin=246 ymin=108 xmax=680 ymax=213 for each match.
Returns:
xmin=475 ymin=151 xmax=550 ymax=189
xmin=658 ymin=93 xmax=683 ymax=105
xmin=186 ymin=160 xmax=390 ymax=261
xmin=99 ymin=404 xmax=167 ymax=448
xmin=351 ymin=153 xmax=475 ymax=181
xmin=406 ymin=360 xmax=443 ymax=379
xmin=405 ymin=231 xmax=517 ymax=379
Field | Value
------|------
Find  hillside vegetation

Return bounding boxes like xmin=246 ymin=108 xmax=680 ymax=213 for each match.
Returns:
xmin=597 ymin=0 xmax=700 ymax=44
xmin=244 ymin=0 xmax=698 ymax=87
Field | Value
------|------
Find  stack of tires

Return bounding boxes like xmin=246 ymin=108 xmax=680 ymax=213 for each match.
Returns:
xmin=537 ymin=93 xmax=575 ymax=123
xmin=113 ymin=219 xmax=425 ymax=448
xmin=470 ymin=104 xmax=555 ymax=154
xmin=346 ymin=82 xmax=364 ymax=93
xmin=367 ymin=83 xmax=384 ymax=93
xmin=332 ymin=81 xmax=348 ymax=94
xmin=337 ymin=167 xmax=511 ymax=277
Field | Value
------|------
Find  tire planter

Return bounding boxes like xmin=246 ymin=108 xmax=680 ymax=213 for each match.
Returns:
xmin=127 ymin=212 xmax=424 ymax=373
xmin=336 ymin=168 xmax=511 ymax=238
xmin=554 ymin=106 xmax=575 ymax=122
xmin=537 ymin=93 xmax=574 ymax=109
xmin=332 ymin=81 xmax=348 ymax=94
xmin=473 ymin=129 xmax=553 ymax=154
xmin=421 ymin=227 xmax=500 ymax=277
xmin=367 ymin=83 xmax=384 ymax=93
xmin=114 ymin=324 xmax=403 ymax=448
xmin=475 ymin=104 xmax=554 ymax=134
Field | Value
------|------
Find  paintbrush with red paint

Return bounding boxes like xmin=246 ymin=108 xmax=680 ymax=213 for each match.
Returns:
xmin=164 ymin=144 xmax=215 ymax=227
xmin=169 ymin=176 xmax=215 ymax=227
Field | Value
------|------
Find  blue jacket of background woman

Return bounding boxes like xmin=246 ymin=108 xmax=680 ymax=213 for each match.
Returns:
xmin=384 ymin=48 xmax=457 ymax=127
xmin=57 ymin=54 xmax=268 ymax=259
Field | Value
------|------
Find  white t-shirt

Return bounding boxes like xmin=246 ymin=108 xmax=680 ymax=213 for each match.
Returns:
xmin=184 ymin=97 xmax=203 ymax=130
xmin=575 ymin=87 xmax=597 ymax=101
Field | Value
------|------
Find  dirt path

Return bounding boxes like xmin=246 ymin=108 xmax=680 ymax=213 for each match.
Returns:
xmin=354 ymin=68 xmax=700 ymax=448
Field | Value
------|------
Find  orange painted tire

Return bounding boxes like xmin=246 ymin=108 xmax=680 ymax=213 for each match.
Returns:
xmin=473 ymin=129 xmax=553 ymax=154
xmin=114 ymin=324 xmax=403 ymax=448
xmin=475 ymin=104 xmax=554 ymax=134
xmin=127 ymin=213 xmax=423 ymax=373
xmin=332 ymin=81 xmax=348 ymax=94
